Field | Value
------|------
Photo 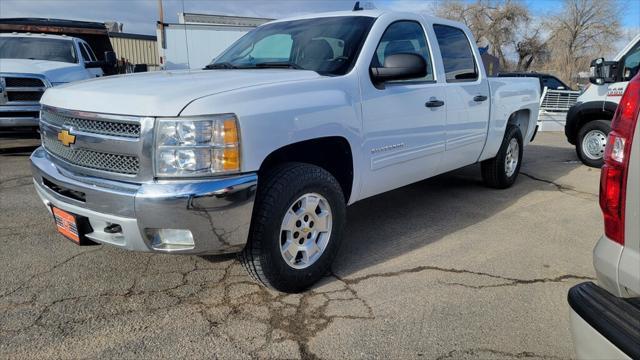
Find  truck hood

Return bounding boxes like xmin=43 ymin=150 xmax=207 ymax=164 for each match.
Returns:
xmin=0 ymin=59 xmax=88 ymax=83
xmin=41 ymin=69 xmax=322 ymax=116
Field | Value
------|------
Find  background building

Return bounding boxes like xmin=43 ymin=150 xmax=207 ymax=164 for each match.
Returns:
xmin=109 ymin=32 xmax=160 ymax=72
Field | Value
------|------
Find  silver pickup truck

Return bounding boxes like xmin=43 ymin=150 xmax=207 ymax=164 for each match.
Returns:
xmin=31 ymin=10 xmax=539 ymax=292
xmin=568 ymin=73 xmax=640 ymax=359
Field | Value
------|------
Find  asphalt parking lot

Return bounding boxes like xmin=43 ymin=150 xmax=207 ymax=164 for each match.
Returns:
xmin=0 ymin=132 xmax=601 ymax=359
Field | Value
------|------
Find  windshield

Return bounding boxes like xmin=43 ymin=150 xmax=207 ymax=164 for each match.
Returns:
xmin=210 ymin=16 xmax=375 ymax=76
xmin=0 ymin=37 xmax=77 ymax=63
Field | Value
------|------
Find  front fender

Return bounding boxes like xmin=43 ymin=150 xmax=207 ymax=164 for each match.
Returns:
xmin=180 ymin=73 xmax=364 ymax=195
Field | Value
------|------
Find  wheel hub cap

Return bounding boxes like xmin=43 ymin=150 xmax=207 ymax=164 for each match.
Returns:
xmin=279 ymin=193 xmax=332 ymax=269
xmin=582 ymin=130 xmax=607 ymax=160
xmin=504 ymin=138 xmax=520 ymax=177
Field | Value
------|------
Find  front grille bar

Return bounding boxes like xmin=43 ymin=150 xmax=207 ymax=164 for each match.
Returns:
xmin=41 ymin=109 xmax=141 ymax=138
xmin=43 ymin=135 xmax=140 ymax=175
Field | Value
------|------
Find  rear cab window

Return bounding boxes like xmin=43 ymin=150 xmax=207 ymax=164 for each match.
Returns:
xmin=433 ymin=24 xmax=478 ymax=82
xmin=542 ymin=76 xmax=565 ymax=90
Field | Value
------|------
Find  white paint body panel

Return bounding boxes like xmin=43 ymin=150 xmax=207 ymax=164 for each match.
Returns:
xmin=40 ymin=11 xmax=540 ymax=205
xmin=592 ymin=101 xmax=640 ymax=298
xmin=575 ymin=34 xmax=640 ymax=107
xmin=569 ymin=310 xmax=631 ymax=360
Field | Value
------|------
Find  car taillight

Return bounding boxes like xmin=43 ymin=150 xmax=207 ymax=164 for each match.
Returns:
xmin=600 ymin=73 xmax=640 ymax=245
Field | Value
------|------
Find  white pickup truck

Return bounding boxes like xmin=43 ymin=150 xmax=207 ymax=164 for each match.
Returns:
xmin=0 ymin=32 xmax=115 ymax=128
xmin=31 ymin=10 xmax=539 ymax=292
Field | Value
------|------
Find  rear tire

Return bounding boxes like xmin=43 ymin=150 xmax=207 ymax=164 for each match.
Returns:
xmin=240 ymin=163 xmax=346 ymax=293
xmin=576 ymin=120 xmax=610 ymax=168
xmin=481 ymin=125 xmax=523 ymax=189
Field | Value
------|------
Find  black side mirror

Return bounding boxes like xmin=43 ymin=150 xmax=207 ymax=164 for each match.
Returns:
xmin=589 ymin=58 xmax=618 ymax=85
xmin=104 ymin=51 xmax=117 ymax=67
xmin=370 ymin=53 xmax=426 ymax=83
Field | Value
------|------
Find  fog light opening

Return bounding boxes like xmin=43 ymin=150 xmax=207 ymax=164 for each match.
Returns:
xmin=146 ymin=229 xmax=195 ymax=251
xmin=104 ymin=223 xmax=122 ymax=234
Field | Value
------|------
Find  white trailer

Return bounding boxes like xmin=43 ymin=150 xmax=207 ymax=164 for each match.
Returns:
xmin=157 ymin=13 xmax=271 ymax=70
xmin=537 ymin=88 xmax=581 ymax=132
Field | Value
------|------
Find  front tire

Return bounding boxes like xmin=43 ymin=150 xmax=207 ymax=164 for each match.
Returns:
xmin=240 ymin=163 xmax=346 ymax=293
xmin=481 ymin=124 xmax=523 ymax=189
xmin=576 ymin=120 xmax=610 ymax=168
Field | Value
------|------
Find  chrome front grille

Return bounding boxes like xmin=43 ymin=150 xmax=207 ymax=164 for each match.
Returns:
xmin=41 ymin=109 xmax=141 ymax=138
xmin=5 ymin=77 xmax=44 ymax=87
xmin=0 ymin=74 xmax=48 ymax=107
xmin=43 ymin=134 xmax=140 ymax=175
xmin=39 ymin=106 xmax=151 ymax=180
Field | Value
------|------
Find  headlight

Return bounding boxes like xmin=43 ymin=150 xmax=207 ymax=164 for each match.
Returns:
xmin=155 ymin=114 xmax=240 ymax=177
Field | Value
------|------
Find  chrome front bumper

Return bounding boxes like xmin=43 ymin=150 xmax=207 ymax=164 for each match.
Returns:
xmin=31 ymin=147 xmax=257 ymax=254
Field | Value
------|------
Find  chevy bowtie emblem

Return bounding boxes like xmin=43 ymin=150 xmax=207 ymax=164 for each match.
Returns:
xmin=57 ymin=130 xmax=76 ymax=147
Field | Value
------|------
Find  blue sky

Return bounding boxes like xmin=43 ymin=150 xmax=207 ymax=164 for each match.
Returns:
xmin=1 ymin=0 xmax=638 ymax=36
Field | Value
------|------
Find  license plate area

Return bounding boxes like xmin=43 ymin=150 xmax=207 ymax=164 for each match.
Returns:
xmin=51 ymin=206 xmax=96 ymax=245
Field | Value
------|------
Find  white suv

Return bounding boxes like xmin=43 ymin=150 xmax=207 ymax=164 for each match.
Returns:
xmin=568 ymin=73 xmax=640 ymax=359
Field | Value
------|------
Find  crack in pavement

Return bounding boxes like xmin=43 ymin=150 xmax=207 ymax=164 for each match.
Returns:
xmin=0 ymin=247 xmax=104 ymax=299
xmin=1 ymin=249 xmax=591 ymax=358
xmin=336 ymin=264 xmax=594 ymax=289
xmin=1 ymin=254 xmax=376 ymax=359
xmin=435 ymin=347 xmax=565 ymax=359
xmin=520 ymin=172 xmax=598 ymax=201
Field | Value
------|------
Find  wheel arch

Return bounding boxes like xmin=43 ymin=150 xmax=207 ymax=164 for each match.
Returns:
xmin=566 ymin=101 xmax=617 ymax=144
xmin=507 ymin=109 xmax=532 ymax=140
xmin=258 ymin=136 xmax=354 ymax=204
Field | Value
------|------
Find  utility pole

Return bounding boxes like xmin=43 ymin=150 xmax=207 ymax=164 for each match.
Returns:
xmin=157 ymin=0 xmax=164 ymax=25
xmin=157 ymin=0 xmax=166 ymax=50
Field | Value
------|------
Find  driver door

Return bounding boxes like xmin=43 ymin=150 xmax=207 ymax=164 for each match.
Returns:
xmin=359 ymin=20 xmax=446 ymax=199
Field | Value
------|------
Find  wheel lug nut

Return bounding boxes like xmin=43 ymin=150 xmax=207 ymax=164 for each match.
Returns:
xmin=293 ymin=231 xmax=299 ymax=238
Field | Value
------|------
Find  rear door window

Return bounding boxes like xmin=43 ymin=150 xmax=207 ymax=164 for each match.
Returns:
xmin=433 ymin=24 xmax=478 ymax=82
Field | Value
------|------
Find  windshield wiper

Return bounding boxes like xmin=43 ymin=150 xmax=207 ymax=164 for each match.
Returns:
xmin=253 ymin=62 xmax=303 ymax=70
xmin=203 ymin=62 xmax=238 ymax=70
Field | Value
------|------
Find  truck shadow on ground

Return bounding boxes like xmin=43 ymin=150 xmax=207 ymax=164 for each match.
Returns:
xmin=331 ymin=140 xmax=592 ymax=279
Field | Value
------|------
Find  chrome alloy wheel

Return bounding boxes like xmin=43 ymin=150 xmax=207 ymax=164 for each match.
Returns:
xmin=582 ymin=129 xmax=607 ymax=160
xmin=504 ymin=138 xmax=520 ymax=177
xmin=279 ymin=193 xmax=332 ymax=269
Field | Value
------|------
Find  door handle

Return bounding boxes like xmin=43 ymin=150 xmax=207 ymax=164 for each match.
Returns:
xmin=473 ymin=95 xmax=488 ymax=102
xmin=425 ymin=99 xmax=445 ymax=108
